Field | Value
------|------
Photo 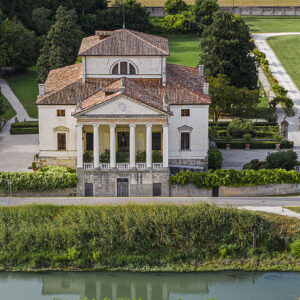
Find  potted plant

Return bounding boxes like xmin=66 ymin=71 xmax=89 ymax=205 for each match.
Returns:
xmin=224 ymin=134 xmax=232 ymax=150
xmin=83 ymin=150 xmax=93 ymax=163
xmin=243 ymin=134 xmax=252 ymax=150
xmin=31 ymin=162 xmax=37 ymax=172
xmin=273 ymin=133 xmax=283 ymax=150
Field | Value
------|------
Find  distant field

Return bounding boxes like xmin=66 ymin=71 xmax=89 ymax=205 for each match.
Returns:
xmin=244 ymin=16 xmax=300 ymax=33
xmin=268 ymin=35 xmax=300 ymax=90
xmin=166 ymin=34 xmax=201 ymax=67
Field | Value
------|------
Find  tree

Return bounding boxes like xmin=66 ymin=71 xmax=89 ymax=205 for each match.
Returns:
xmin=266 ymin=150 xmax=298 ymax=171
xmin=164 ymin=0 xmax=188 ymax=15
xmin=96 ymin=0 xmax=152 ymax=32
xmin=32 ymin=7 xmax=53 ymax=36
xmin=0 ymin=18 xmax=36 ymax=71
xmin=36 ymin=6 xmax=82 ymax=83
xmin=200 ymin=11 xmax=258 ymax=90
xmin=194 ymin=0 xmax=219 ymax=32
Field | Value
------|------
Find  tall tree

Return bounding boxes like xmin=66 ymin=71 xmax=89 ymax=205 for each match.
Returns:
xmin=36 ymin=6 xmax=82 ymax=83
xmin=194 ymin=0 xmax=219 ymax=32
xmin=164 ymin=0 xmax=188 ymax=15
xmin=200 ymin=11 xmax=258 ymax=90
xmin=0 ymin=18 xmax=36 ymax=71
xmin=32 ymin=7 xmax=53 ymax=36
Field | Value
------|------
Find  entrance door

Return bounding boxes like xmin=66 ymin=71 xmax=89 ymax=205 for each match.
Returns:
xmin=86 ymin=133 xmax=93 ymax=151
xmin=85 ymin=183 xmax=93 ymax=197
xmin=117 ymin=178 xmax=129 ymax=197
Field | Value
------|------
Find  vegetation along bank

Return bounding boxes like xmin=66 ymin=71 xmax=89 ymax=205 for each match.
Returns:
xmin=0 ymin=204 xmax=298 ymax=272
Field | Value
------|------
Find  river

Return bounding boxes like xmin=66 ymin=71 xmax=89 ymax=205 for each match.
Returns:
xmin=0 ymin=271 xmax=299 ymax=300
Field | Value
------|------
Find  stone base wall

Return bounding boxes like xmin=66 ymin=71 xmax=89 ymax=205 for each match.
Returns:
xmin=222 ymin=6 xmax=300 ymax=16
xmin=169 ymin=158 xmax=208 ymax=169
xmin=0 ymin=188 xmax=76 ymax=197
xmin=77 ymin=168 xmax=170 ymax=197
xmin=170 ymin=184 xmax=212 ymax=197
xmin=39 ymin=156 xmax=76 ymax=169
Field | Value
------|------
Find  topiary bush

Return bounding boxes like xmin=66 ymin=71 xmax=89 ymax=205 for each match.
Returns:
xmin=99 ymin=149 xmax=110 ymax=163
xmin=136 ymin=151 xmax=146 ymax=163
xmin=227 ymin=119 xmax=255 ymax=138
xmin=290 ymin=240 xmax=300 ymax=257
xmin=266 ymin=150 xmax=298 ymax=171
xmin=116 ymin=151 xmax=129 ymax=163
xmin=208 ymin=149 xmax=223 ymax=170
xmin=152 ymin=150 xmax=163 ymax=163
xmin=83 ymin=151 xmax=93 ymax=163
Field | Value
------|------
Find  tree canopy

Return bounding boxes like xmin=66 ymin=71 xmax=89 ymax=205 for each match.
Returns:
xmin=200 ymin=11 xmax=258 ymax=90
xmin=164 ymin=0 xmax=188 ymax=15
xmin=194 ymin=0 xmax=219 ymax=32
xmin=36 ymin=6 xmax=82 ymax=83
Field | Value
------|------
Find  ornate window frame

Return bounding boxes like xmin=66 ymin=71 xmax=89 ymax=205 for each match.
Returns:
xmin=110 ymin=60 xmax=138 ymax=75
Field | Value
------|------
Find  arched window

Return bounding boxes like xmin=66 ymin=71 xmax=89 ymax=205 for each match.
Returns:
xmin=111 ymin=61 xmax=137 ymax=75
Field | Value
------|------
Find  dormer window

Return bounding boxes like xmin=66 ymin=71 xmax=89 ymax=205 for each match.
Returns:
xmin=111 ymin=61 xmax=137 ymax=75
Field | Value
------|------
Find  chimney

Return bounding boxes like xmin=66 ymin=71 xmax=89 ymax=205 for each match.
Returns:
xmin=203 ymin=83 xmax=209 ymax=95
xmin=38 ymin=84 xmax=45 ymax=96
xmin=163 ymin=91 xmax=168 ymax=111
xmin=198 ymin=65 xmax=204 ymax=76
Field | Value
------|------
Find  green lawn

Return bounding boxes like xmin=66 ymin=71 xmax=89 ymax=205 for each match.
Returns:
xmin=268 ymin=35 xmax=300 ymax=90
xmin=286 ymin=207 xmax=300 ymax=213
xmin=4 ymin=67 xmax=38 ymax=119
xmin=243 ymin=16 xmax=300 ymax=33
xmin=0 ymin=93 xmax=16 ymax=121
xmin=165 ymin=34 xmax=201 ymax=67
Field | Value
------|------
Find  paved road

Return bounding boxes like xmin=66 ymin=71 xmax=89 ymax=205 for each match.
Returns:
xmin=253 ymin=32 xmax=300 ymax=146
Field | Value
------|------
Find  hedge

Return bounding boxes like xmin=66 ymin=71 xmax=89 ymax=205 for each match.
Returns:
xmin=0 ymin=167 xmax=77 ymax=192
xmin=209 ymin=121 xmax=278 ymax=127
xmin=169 ymin=169 xmax=300 ymax=188
xmin=0 ymin=204 xmax=283 ymax=269
xmin=216 ymin=141 xmax=293 ymax=149
xmin=10 ymin=121 xmax=38 ymax=128
xmin=217 ymin=130 xmax=277 ymax=138
xmin=10 ymin=127 xmax=38 ymax=134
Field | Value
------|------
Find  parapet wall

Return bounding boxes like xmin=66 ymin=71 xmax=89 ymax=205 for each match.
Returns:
xmin=221 ymin=6 xmax=300 ymax=16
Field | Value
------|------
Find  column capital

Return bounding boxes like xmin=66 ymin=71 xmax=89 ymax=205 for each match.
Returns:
xmin=129 ymin=124 xmax=136 ymax=128
xmin=93 ymin=123 xmax=99 ymax=128
xmin=109 ymin=124 xmax=116 ymax=128
xmin=162 ymin=123 xmax=169 ymax=128
xmin=76 ymin=124 xmax=83 ymax=128
xmin=146 ymin=123 xmax=152 ymax=128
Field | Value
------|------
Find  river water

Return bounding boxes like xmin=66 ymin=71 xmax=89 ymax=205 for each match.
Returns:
xmin=0 ymin=271 xmax=299 ymax=300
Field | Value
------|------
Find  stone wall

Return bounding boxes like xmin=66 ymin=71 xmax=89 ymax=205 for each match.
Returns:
xmin=221 ymin=6 xmax=300 ymax=16
xmin=0 ymin=188 xmax=76 ymax=197
xmin=170 ymin=184 xmax=212 ymax=197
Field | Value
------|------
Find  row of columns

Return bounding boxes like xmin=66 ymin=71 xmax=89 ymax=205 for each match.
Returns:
xmin=76 ymin=123 xmax=169 ymax=169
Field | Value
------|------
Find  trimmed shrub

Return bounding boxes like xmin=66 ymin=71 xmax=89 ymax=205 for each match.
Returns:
xmin=116 ymin=151 xmax=129 ymax=163
xmin=208 ymin=149 xmax=223 ymax=170
xmin=216 ymin=141 xmax=293 ymax=150
xmin=290 ymin=240 xmax=300 ymax=257
xmin=10 ymin=127 xmax=38 ymax=134
xmin=136 ymin=151 xmax=146 ymax=163
xmin=10 ymin=121 xmax=38 ymax=128
xmin=152 ymin=150 xmax=163 ymax=163
xmin=266 ymin=150 xmax=298 ymax=171
xmin=83 ymin=151 xmax=93 ymax=163
xmin=99 ymin=149 xmax=110 ymax=163
xmin=227 ymin=119 xmax=255 ymax=138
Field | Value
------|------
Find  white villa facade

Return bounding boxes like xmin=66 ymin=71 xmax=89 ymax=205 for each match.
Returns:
xmin=36 ymin=29 xmax=210 ymax=197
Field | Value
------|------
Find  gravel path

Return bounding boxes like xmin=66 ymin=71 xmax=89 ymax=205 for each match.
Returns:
xmin=253 ymin=32 xmax=300 ymax=146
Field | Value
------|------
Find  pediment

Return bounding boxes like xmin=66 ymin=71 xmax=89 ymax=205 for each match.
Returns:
xmin=53 ymin=126 xmax=69 ymax=132
xmin=178 ymin=125 xmax=193 ymax=132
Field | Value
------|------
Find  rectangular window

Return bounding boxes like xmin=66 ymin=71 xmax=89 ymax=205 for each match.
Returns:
xmin=181 ymin=109 xmax=190 ymax=117
xmin=152 ymin=132 xmax=161 ymax=151
xmin=153 ymin=183 xmax=162 ymax=197
xmin=57 ymin=110 xmax=65 ymax=117
xmin=57 ymin=133 xmax=66 ymax=150
xmin=181 ymin=132 xmax=190 ymax=150
xmin=120 ymin=62 xmax=127 ymax=75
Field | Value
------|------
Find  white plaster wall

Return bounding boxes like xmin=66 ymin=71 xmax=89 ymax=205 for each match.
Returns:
xmin=85 ymin=56 xmax=163 ymax=78
xmin=85 ymin=95 xmax=161 ymax=115
xmin=38 ymin=105 xmax=77 ymax=158
xmin=168 ymin=105 xmax=209 ymax=159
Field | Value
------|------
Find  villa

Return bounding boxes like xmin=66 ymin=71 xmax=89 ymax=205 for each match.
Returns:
xmin=36 ymin=29 xmax=210 ymax=197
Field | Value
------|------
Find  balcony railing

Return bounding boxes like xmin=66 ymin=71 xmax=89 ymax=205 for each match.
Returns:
xmin=83 ymin=162 xmax=163 ymax=171
xmin=136 ymin=163 xmax=146 ymax=170
xmin=100 ymin=163 xmax=110 ymax=170
xmin=116 ymin=163 xmax=129 ymax=170
xmin=83 ymin=162 xmax=93 ymax=171
xmin=153 ymin=163 xmax=163 ymax=170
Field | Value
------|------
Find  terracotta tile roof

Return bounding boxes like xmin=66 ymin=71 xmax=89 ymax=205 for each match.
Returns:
xmin=78 ymin=29 xmax=169 ymax=56
xmin=36 ymin=63 xmax=210 ymax=107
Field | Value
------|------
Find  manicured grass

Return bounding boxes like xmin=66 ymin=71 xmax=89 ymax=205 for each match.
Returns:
xmin=243 ymin=16 xmax=300 ymax=33
xmin=267 ymin=35 xmax=300 ymax=90
xmin=4 ymin=67 xmax=38 ymax=119
xmin=0 ymin=93 xmax=16 ymax=122
xmin=286 ymin=207 xmax=300 ymax=213
xmin=165 ymin=34 xmax=201 ymax=67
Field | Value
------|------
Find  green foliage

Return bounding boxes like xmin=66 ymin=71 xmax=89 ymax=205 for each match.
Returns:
xmin=0 ymin=167 xmax=77 ymax=192
xmin=164 ymin=0 xmax=188 ymax=14
xmin=200 ymin=12 xmax=257 ymax=90
xmin=152 ymin=150 xmax=163 ymax=163
xmin=31 ymin=7 xmax=53 ymax=36
xmin=0 ymin=18 xmax=36 ymax=71
xmin=136 ymin=151 xmax=146 ymax=163
xmin=208 ymin=127 xmax=218 ymax=141
xmin=216 ymin=140 xmax=293 ymax=150
xmin=208 ymin=149 xmax=223 ymax=170
xmin=290 ymin=240 xmax=300 ymax=257
xmin=11 ymin=121 xmax=38 ymax=128
xmin=266 ymin=150 xmax=298 ymax=171
xmin=227 ymin=119 xmax=255 ymax=138
xmin=243 ymin=133 xmax=252 ymax=144
xmin=0 ymin=204 xmax=283 ymax=270
xmin=169 ymin=168 xmax=300 ymax=188
xmin=83 ymin=151 xmax=93 ymax=163
xmin=243 ymin=159 xmax=265 ymax=170
xmin=116 ymin=151 xmax=129 ymax=163
xmin=194 ymin=0 xmax=219 ymax=32
xmin=0 ymin=88 xmax=4 ymax=116
xmin=10 ymin=127 xmax=38 ymax=135
xmin=100 ymin=149 xmax=110 ymax=163
xmin=36 ymin=6 xmax=82 ymax=83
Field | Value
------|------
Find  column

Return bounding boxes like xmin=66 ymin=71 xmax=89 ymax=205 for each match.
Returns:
xmin=129 ymin=124 xmax=136 ymax=168
xmin=163 ymin=124 xmax=169 ymax=168
xmin=110 ymin=124 xmax=116 ymax=168
xmin=76 ymin=124 xmax=83 ymax=168
xmin=146 ymin=124 xmax=152 ymax=168
xmin=93 ymin=124 xmax=99 ymax=168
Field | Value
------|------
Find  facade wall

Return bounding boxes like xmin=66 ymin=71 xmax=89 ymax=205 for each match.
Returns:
xmin=85 ymin=56 xmax=164 ymax=78
xmin=168 ymin=104 xmax=209 ymax=162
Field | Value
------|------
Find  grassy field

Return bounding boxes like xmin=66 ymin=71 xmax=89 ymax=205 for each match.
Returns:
xmin=243 ymin=16 xmax=300 ymax=33
xmin=0 ymin=93 xmax=16 ymax=121
xmin=286 ymin=207 xmax=300 ymax=213
xmin=4 ymin=67 xmax=38 ymax=119
xmin=166 ymin=34 xmax=201 ymax=67
xmin=268 ymin=35 xmax=300 ymax=90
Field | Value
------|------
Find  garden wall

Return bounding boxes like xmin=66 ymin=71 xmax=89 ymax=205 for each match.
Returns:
xmin=0 ymin=188 xmax=76 ymax=197
xmin=170 ymin=184 xmax=212 ymax=197
xmin=222 ymin=6 xmax=300 ymax=16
